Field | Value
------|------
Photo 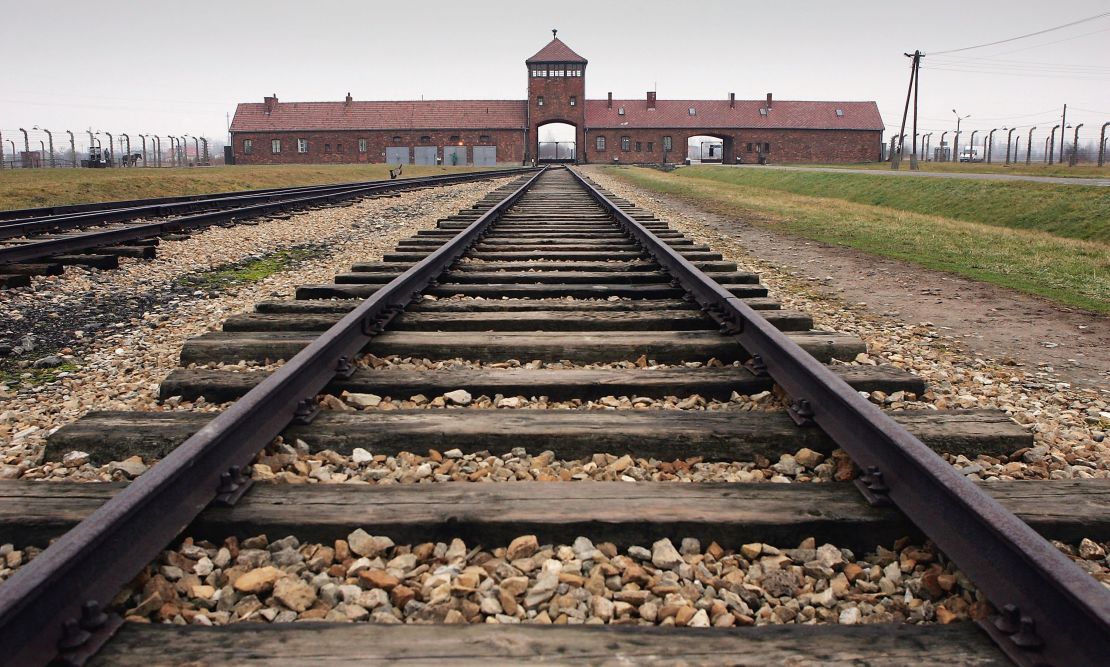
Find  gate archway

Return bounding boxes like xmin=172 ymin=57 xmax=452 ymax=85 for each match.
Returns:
xmin=537 ymin=121 xmax=577 ymax=163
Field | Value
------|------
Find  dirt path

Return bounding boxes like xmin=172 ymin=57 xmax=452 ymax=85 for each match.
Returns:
xmin=586 ymin=166 xmax=1110 ymax=391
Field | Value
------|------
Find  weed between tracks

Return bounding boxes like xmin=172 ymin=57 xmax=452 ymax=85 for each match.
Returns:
xmin=605 ymin=166 xmax=1110 ymax=313
xmin=178 ymin=246 xmax=323 ymax=290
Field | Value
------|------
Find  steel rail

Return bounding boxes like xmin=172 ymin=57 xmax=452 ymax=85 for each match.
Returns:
xmin=567 ymin=168 xmax=1110 ymax=667
xmin=0 ymin=168 xmax=536 ymax=266
xmin=0 ymin=167 xmax=546 ymax=666
xmin=0 ymin=168 xmax=522 ymax=222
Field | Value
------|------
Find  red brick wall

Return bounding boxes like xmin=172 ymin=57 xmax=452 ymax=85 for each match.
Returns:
xmin=230 ymin=129 xmax=526 ymax=165
xmin=526 ymin=67 xmax=586 ymax=162
xmin=582 ymin=128 xmax=882 ymax=164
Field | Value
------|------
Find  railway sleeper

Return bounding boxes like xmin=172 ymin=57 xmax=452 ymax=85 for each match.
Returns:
xmin=44 ymin=408 xmax=1029 ymax=465
xmin=1 ymin=479 xmax=1100 ymax=561
xmin=294 ymin=282 xmax=766 ymax=300
xmin=331 ymin=271 xmax=759 ymax=286
xmin=158 ymin=364 xmax=925 ymax=404
xmin=256 ymin=297 xmax=785 ymax=313
xmin=178 ymin=330 xmax=865 ymax=366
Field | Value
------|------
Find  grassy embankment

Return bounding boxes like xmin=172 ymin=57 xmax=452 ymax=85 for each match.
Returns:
xmin=603 ymin=166 xmax=1110 ymax=313
xmin=797 ymin=162 xmax=1110 ymax=179
xmin=0 ymin=164 xmax=505 ymax=210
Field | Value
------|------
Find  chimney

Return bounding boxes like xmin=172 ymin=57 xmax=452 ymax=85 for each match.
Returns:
xmin=264 ymin=94 xmax=278 ymax=113
xmin=607 ymin=92 xmax=613 ymax=109
xmin=766 ymin=92 xmax=773 ymax=108
xmin=345 ymin=92 xmax=352 ymax=105
xmin=729 ymin=92 xmax=735 ymax=108
xmin=647 ymin=91 xmax=656 ymax=109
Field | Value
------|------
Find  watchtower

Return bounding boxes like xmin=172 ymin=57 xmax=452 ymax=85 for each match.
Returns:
xmin=526 ymin=30 xmax=587 ymax=163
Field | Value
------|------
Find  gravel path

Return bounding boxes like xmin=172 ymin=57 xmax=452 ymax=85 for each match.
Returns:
xmin=584 ymin=167 xmax=1110 ymax=482
xmin=0 ymin=178 xmax=513 ymax=475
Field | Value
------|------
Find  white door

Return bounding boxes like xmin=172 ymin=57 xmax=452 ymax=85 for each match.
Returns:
xmin=385 ymin=147 xmax=410 ymax=164
xmin=414 ymin=146 xmax=437 ymax=165
xmin=473 ymin=146 xmax=496 ymax=166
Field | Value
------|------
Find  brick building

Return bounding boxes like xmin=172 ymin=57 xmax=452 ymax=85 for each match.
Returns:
xmin=229 ymin=33 xmax=884 ymax=166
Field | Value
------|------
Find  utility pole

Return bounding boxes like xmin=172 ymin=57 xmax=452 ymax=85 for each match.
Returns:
xmin=893 ymin=50 xmax=923 ymax=170
xmin=952 ymin=110 xmax=969 ymax=162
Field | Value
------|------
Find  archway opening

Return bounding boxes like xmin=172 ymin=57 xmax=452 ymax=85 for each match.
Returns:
xmin=537 ymin=122 xmax=576 ymax=163
xmin=687 ymin=135 xmax=725 ymax=163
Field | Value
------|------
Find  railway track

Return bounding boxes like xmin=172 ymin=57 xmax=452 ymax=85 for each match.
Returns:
xmin=0 ymin=168 xmax=533 ymax=287
xmin=0 ymin=166 xmax=1108 ymax=665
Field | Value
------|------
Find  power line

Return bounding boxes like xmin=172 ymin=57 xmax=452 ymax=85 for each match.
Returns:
xmin=929 ymin=11 xmax=1110 ymax=55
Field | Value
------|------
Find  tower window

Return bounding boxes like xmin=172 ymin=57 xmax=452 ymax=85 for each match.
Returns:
xmin=620 ymin=136 xmax=630 ymax=151
xmin=596 ymin=136 xmax=606 ymax=151
xmin=569 ymin=96 xmax=577 ymax=106
xmin=537 ymin=96 xmax=544 ymax=107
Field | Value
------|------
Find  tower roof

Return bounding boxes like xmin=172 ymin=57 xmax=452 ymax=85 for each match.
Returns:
xmin=526 ymin=36 xmax=587 ymax=64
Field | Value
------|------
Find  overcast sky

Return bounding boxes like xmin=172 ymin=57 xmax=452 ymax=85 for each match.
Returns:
xmin=2 ymin=0 xmax=1108 ymax=151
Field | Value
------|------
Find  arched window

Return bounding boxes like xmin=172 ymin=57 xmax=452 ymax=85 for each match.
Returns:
xmin=420 ymin=136 xmax=431 ymax=144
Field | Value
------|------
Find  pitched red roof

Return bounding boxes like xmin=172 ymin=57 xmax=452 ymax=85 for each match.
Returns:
xmin=585 ymin=99 xmax=884 ymax=131
xmin=526 ymin=38 xmax=587 ymax=64
xmin=230 ymin=100 xmax=527 ymax=132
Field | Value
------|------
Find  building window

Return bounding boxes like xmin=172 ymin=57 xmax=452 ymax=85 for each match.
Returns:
xmin=596 ymin=136 xmax=606 ymax=151
xmin=297 ymin=138 xmax=308 ymax=153
xmin=551 ymin=64 xmax=564 ymax=77
xmin=449 ymin=135 xmax=460 ymax=143
xmin=835 ymin=108 xmax=844 ymax=117
xmin=243 ymin=139 xmax=253 ymax=154
xmin=663 ymin=136 xmax=672 ymax=151
xmin=763 ymin=142 xmax=771 ymax=153
xmin=337 ymin=143 xmax=344 ymax=153
xmin=392 ymin=136 xmax=402 ymax=144
xmin=618 ymin=106 xmax=625 ymax=115
xmin=621 ymin=136 xmax=630 ymax=151
xmin=746 ymin=142 xmax=753 ymax=153
xmin=647 ymin=142 xmax=653 ymax=152
xmin=759 ymin=108 xmax=768 ymax=116
xmin=324 ymin=143 xmax=331 ymax=153
xmin=271 ymin=139 xmax=281 ymax=153
xmin=420 ymin=136 xmax=431 ymax=143
xmin=479 ymin=135 xmax=490 ymax=143
xmin=569 ymin=96 xmax=576 ymax=106
xmin=688 ymin=107 xmax=696 ymax=116
xmin=359 ymin=139 xmax=368 ymax=152
xmin=635 ymin=141 xmax=642 ymax=152
xmin=537 ymin=96 xmax=544 ymax=107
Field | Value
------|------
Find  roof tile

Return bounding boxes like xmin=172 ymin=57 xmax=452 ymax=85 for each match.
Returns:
xmin=230 ymin=100 xmax=527 ymax=132
xmin=526 ymin=38 xmax=588 ymax=64
xmin=585 ymin=99 xmax=883 ymax=131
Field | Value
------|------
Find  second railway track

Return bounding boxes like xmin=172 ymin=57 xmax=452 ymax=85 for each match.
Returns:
xmin=0 ymin=166 xmax=1108 ymax=665
xmin=0 ymin=168 xmax=533 ymax=287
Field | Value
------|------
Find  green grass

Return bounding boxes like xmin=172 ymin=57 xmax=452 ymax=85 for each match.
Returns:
xmin=179 ymin=246 xmax=322 ymax=290
xmin=673 ymin=166 xmax=1110 ymax=243
xmin=797 ymin=162 xmax=1110 ymax=179
xmin=603 ymin=166 xmax=1110 ymax=314
xmin=0 ymin=361 xmax=79 ymax=387
xmin=0 ymin=163 xmax=504 ymax=211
